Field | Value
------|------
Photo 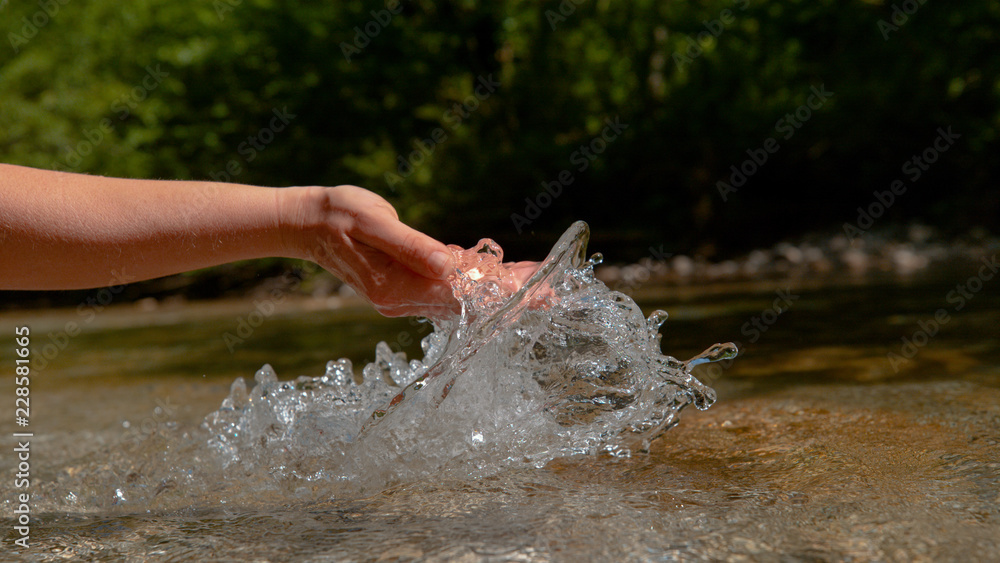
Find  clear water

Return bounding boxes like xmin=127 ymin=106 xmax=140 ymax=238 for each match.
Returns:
xmin=199 ymin=222 xmax=735 ymax=499
xmin=7 ymin=222 xmax=736 ymax=512
xmin=1 ymin=226 xmax=998 ymax=561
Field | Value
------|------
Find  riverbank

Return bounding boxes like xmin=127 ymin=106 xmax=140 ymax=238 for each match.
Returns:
xmin=3 ymin=224 xmax=996 ymax=317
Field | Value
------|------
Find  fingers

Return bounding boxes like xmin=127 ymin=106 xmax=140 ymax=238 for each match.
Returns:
xmin=370 ymin=280 xmax=461 ymax=318
xmin=349 ymin=240 xmax=460 ymax=318
xmin=350 ymin=206 xmax=456 ymax=281
xmin=506 ymin=261 xmax=541 ymax=289
xmin=365 ymin=270 xmax=461 ymax=319
xmin=311 ymin=186 xmax=460 ymax=317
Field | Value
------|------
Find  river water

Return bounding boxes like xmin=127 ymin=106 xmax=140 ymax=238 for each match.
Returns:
xmin=1 ymin=226 xmax=998 ymax=562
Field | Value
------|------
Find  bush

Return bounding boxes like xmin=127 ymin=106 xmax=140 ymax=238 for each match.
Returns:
xmin=2 ymin=0 xmax=997 ymax=260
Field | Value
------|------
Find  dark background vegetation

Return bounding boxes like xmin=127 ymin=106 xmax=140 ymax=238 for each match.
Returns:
xmin=2 ymin=0 xmax=998 ymax=305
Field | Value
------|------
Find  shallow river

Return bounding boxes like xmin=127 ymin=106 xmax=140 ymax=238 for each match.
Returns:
xmin=1 ymin=262 xmax=998 ymax=561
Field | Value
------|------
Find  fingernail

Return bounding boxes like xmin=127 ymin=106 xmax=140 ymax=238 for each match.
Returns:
xmin=429 ymin=251 xmax=453 ymax=278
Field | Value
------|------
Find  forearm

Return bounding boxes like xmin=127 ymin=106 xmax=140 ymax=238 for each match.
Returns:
xmin=0 ymin=164 xmax=293 ymax=290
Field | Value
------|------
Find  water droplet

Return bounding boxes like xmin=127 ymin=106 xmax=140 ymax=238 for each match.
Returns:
xmin=683 ymin=342 xmax=739 ymax=370
xmin=202 ymin=220 xmax=733 ymax=496
xmin=646 ymin=309 xmax=669 ymax=331
xmin=254 ymin=364 xmax=277 ymax=385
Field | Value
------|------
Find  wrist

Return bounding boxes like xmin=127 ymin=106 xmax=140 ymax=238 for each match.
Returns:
xmin=274 ymin=185 xmax=330 ymax=260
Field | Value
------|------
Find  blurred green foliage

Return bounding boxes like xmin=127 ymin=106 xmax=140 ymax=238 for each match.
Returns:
xmin=2 ymin=0 xmax=998 ymax=260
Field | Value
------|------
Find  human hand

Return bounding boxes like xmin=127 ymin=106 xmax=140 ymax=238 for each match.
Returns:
xmin=504 ymin=261 xmax=540 ymax=292
xmin=279 ymin=185 xmax=459 ymax=318
xmin=504 ymin=260 xmax=557 ymax=310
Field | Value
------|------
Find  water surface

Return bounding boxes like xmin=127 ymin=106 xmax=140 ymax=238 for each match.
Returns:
xmin=1 ymin=240 xmax=998 ymax=561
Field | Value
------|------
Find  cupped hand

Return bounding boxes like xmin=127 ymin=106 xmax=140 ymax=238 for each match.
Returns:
xmin=280 ymin=185 xmax=459 ymax=318
xmin=504 ymin=260 xmax=557 ymax=309
xmin=504 ymin=261 xmax=541 ymax=292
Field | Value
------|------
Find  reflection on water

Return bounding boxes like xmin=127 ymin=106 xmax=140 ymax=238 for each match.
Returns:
xmin=1 ymin=231 xmax=998 ymax=561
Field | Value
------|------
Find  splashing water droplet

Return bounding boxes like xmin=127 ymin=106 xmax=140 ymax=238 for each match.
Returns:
xmin=202 ymin=221 xmax=738 ymax=495
xmin=682 ymin=342 xmax=739 ymax=370
xmin=643 ymin=309 xmax=669 ymax=350
xmin=324 ymin=358 xmax=353 ymax=385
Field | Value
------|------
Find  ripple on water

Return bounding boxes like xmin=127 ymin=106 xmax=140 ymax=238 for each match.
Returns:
xmin=36 ymin=221 xmax=735 ymax=511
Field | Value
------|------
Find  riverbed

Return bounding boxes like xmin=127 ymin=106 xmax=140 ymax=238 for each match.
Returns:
xmin=1 ymin=267 xmax=998 ymax=561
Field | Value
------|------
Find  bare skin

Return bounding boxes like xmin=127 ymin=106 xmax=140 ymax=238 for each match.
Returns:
xmin=0 ymin=164 xmax=469 ymax=317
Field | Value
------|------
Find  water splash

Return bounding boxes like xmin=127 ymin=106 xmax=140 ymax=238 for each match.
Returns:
xmin=203 ymin=221 xmax=737 ymax=494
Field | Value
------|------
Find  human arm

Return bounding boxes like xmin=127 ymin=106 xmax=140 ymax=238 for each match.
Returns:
xmin=0 ymin=164 xmax=457 ymax=317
